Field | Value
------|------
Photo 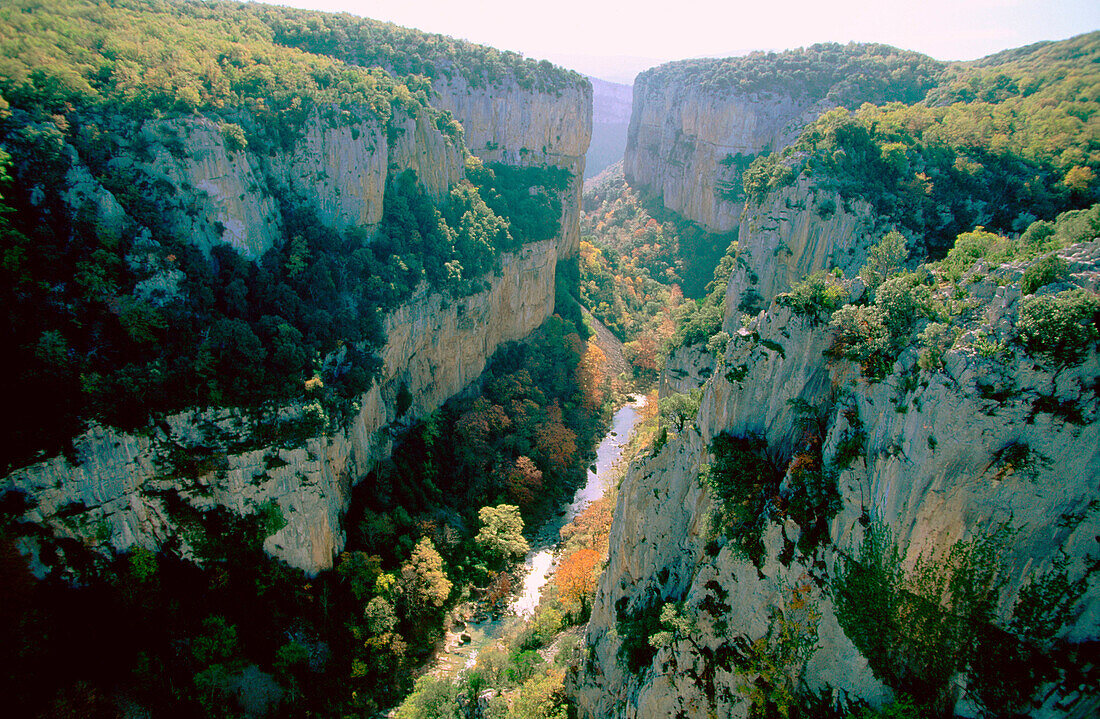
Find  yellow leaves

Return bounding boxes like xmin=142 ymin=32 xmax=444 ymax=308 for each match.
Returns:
xmin=1064 ymin=165 xmax=1096 ymax=192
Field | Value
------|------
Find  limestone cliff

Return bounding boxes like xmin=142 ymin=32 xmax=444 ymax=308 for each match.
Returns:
xmin=573 ymin=235 xmax=1100 ymax=716
xmin=434 ymin=74 xmax=592 ymax=257
xmin=720 ymin=176 xmax=879 ymax=327
xmin=625 ymin=78 xmax=827 ymax=232
xmin=3 ymin=60 xmax=591 ymax=576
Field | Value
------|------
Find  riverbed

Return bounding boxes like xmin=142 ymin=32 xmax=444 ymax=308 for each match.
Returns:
xmin=429 ymin=396 xmax=648 ymax=675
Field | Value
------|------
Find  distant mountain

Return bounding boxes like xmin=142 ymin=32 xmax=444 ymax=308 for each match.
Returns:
xmin=585 ymin=76 xmax=633 ymax=178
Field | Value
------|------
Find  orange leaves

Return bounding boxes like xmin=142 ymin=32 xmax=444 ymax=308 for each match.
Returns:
xmin=577 ymin=341 xmax=608 ymax=411
xmin=554 ymin=547 xmax=600 ymax=607
xmin=534 ymin=412 xmax=577 ymax=476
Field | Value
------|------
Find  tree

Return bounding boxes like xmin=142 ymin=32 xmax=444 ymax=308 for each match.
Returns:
xmin=659 ymin=389 xmax=702 ymax=433
xmin=554 ymin=547 xmax=600 ymax=614
xmin=860 ymin=230 xmax=909 ymax=294
xmin=504 ymin=455 xmax=543 ymax=508
xmin=399 ymin=537 xmax=451 ymax=614
xmin=475 ymin=504 xmax=529 ymax=565
xmin=577 ymin=341 xmax=607 ymax=411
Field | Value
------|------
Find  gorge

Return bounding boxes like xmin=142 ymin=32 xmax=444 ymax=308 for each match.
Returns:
xmin=0 ymin=2 xmax=1098 ymax=718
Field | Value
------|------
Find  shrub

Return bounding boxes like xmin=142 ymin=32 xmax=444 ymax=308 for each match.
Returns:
xmin=938 ymin=228 xmax=1016 ymax=281
xmin=704 ymin=433 xmax=781 ymax=565
xmin=1016 ymin=289 xmax=1100 ymax=365
xmin=218 ymin=122 xmax=248 ymax=152
xmin=833 ymin=524 xmax=1089 ymax=716
xmin=859 ymin=230 xmax=909 ymax=295
xmin=616 ymin=601 xmax=663 ymax=674
xmin=1020 ymin=254 xmax=1068 ymax=295
xmin=777 ymin=270 xmax=849 ymax=325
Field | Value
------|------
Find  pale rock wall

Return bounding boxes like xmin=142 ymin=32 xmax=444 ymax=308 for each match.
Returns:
xmin=126 ymin=108 xmax=466 ymax=260
xmin=721 ymin=176 xmax=878 ymax=329
xmin=433 ymin=75 xmax=592 ymax=257
xmin=573 ymin=242 xmax=1100 ymax=717
xmin=658 ymin=343 xmax=716 ymax=396
xmin=4 ymin=240 xmax=557 ymax=574
xmin=625 ymin=77 xmax=831 ymax=232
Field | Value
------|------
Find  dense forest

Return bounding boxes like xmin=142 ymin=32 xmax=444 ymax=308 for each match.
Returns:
xmin=742 ymin=32 xmax=1099 ymax=259
xmin=637 ymin=42 xmax=944 ymax=107
xmin=578 ymin=164 xmax=736 ymax=381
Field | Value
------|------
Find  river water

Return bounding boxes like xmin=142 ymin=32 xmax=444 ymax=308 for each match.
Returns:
xmin=430 ymin=396 xmax=647 ymax=675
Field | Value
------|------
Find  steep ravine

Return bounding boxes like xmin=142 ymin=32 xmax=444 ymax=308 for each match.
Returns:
xmin=2 ymin=77 xmax=591 ymax=576
xmin=573 ymin=230 xmax=1100 ymax=716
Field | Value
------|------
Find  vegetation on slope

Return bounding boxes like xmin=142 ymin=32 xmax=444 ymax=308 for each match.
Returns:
xmin=742 ymin=32 xmax=1099 ymax=258
xmin=0 ymin=309 xmax=612 ymax=717
xmin=637 ymin=42 xmax=944 ymax=107
xmin=0 ymin=0 xmax=579 ymax=472
xmin=577 ymin=163 xmax=738 ymax=380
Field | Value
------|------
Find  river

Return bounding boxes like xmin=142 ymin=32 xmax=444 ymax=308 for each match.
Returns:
xmin=429 ymin=396 xmax=648 ymax=675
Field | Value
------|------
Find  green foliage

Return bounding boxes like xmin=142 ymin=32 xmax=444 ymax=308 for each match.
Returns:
xmin=1016 ymin=289 xmax=1100 ymax=365
xmin=829 ymin=272 xmax=936 ymax=380
xmin=129 ymin=547 xmax=158 ymax=583
xmin=399 ymin=537 xmax=452 ymax=616
xmin=217 ymin=122 xmax=247 ymax=152
xmin=860 ymin=230 xmax=909 ymax=294
xmin=255 ymin=499 xmax=287 ymax=538
xmin=740 ymin=34 xmax=1100 ymax=259
xmin=777 ymin=270 xmax=850 ymax=325
xmin=735 ymin=586 xmax=821 ymax=717
xmin=917 ymin=322 xmax=959 ymax=371
xmin=834 ymin=524 xmax=1091 ymax=715
xmin=743 ymin=153 xmax=798 ymax=201
xmin=0 ymin=0 xmax=428 ymax=128
xmin=1020 ymin=253 xmax=1068 ymax=295
xmin=703 ymin=433 xmax=781 ymax=565
xmin=475 ymin=504 xmax=529 ymax=565
xmin=191 ymin=615 xmax=239 ymax=666
xmin=641 ymin=42 xmax=942 ymax=107
xmin=670 ymin=250 xmax=738 ymax=349
xmin=394 ymin=674 xmax=462 ymax=719
xmin=658 ymin=388 xmax=702 ymax=434
xmin=938 ymin=227 xmax=1017 ymax=281
xmin=616 ymin=600 xmax=664 ymax=673
xmin=261 ymin=5 xmax=585 ymax=94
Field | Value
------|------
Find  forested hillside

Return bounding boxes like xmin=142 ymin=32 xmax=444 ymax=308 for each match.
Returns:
xmin=0 ymin=0 xmax=579 ymax=472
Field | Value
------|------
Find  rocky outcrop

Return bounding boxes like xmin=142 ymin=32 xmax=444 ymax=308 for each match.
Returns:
xmin=625 ymin=77 xmax=831 ymax=232
xmin=721 ymin=176 xmax=878 ymax=328
xmin=658 ymin=343 xmax=716 ymax=396
xmin=573 ymin=241 xmax=1100 ymax=716
xmin=4 ymin=239 xmax=557 ymax=574
xmin=433 ymin=75 xmax=592 ymax=257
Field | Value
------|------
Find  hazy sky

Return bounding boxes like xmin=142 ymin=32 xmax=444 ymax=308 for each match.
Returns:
xmin=254 ymin=0 xmax=1099 ymax=82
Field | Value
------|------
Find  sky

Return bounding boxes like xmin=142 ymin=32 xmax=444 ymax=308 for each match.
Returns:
xmin=253 ymin=0 xmax=1100 ymax=83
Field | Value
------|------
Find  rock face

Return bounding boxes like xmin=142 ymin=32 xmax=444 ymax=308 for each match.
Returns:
xmin=720 ymin=176 xmax=878 ymax=328
xmin=102 ymin=108 xmax=466 ymax=261
xmin=625 ymin=77 xmax=830 ymax=232
xmin=4 ymin=240 xmax=557 ymax=574
xmin=572 ymin=236 xmax=1100 ymax=716
xmin=434 ymin=75 xmax=592 ymax=257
